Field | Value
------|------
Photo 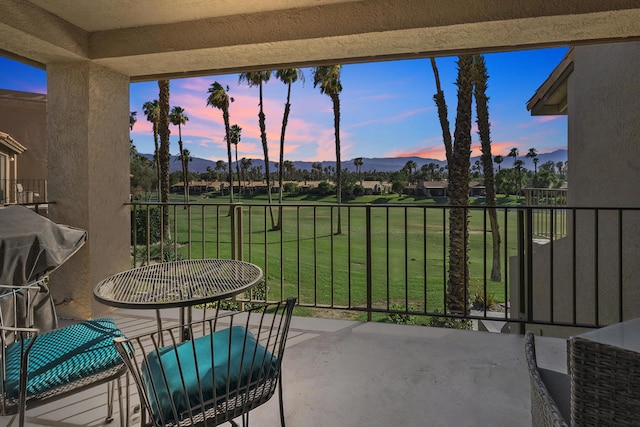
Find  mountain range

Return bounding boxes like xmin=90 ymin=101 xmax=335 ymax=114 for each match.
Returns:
xmin=142 ymin=149 xmax=567 ymax=175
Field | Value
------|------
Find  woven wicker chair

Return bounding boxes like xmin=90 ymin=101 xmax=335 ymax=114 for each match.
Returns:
xmin=0 ymin=283 xmax=129 ymax=427
xmin=525 ymin=332 xmax=569 ymax=427
xmin=569 ymin=335 xmax=640 ymax=426
xmin=114 ymin=297 xmax=296 ymax=427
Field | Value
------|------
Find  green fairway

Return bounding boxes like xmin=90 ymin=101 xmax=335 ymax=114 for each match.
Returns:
xmin=131 ymin=191 xmax=554 ymax=317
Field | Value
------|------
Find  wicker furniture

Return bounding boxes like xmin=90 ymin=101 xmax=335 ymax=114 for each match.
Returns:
xmin=114 ymin=297 xmax=296 ymax=427
xmin=569 ymin=318 xmax=640 ymax=426
xmin=525 ymin=332 xmax=569 ymax=427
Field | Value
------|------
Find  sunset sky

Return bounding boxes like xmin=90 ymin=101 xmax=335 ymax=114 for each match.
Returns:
xmin=0 ymin=47 xmax=569 ymax=163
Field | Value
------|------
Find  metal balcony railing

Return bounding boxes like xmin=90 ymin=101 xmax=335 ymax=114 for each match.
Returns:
xmin=129 ymin=201 xmax=640 ymax=332
xmin=0 ymin=179 xmax=47 ymax=205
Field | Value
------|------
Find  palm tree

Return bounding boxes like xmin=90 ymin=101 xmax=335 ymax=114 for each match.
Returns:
xmin=227 ymin=124 xmax=242 ymax=197
xmin=169 ymin=106 xmax=189 ymax=204
xmin=473 ymin=54 xmax=501 ymax=282
xmin=215 ymin=160 xmax=226 ymax=182
xmin=514 ymin=159 xmax=524 ymax=199
xmin=240 ymin=157 xmax=252 ymax=190
xmin=142 ymin=100 xmax=161 ymax=199
xmin=494 ymin=154 xmax=504 ymax=171
xmin=353 ymin=157 xmax=364 ymax=184
xmin=430 ymin=55 xmax=474 ymax=314
xmin=313 ymin=65 xmax=343 ymax=234
xmin=129 ymin=111 xmax=137 ymax=130
xmin=177 ymin=148 xmax=193 ymax=196
xmin=206 ymin=82 xmax=235 ymax=204
xmin=274 ymin=68 xmax=304 ymax=230
xmin=508 ymin=147 xmax=519 ymax=166
xmin=157 ymin=80 xmax=171 ymax=242
xmin=430 ymin=58 xmax=453 ymax=167
xmin=526 ymin=147 xmax=539 ymax=174
xmin=239 ymin=71 xmax=276 ymax=229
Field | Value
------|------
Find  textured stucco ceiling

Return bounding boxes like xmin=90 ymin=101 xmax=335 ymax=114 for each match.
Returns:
xmin=1 ymin=0 xmax=640 ymax=81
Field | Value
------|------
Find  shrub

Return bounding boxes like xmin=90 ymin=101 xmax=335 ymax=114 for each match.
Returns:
xmin=427 ymin=311 xmax=472 ymax=330
xmin=384 ymin=303 xmax=417 ymax=325
xmin=131 ymin=206 xmax=161 ymax=245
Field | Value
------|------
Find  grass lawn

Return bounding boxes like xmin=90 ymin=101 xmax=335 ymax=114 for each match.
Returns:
xmin=133 ymin=191 xmax=552 ymax=318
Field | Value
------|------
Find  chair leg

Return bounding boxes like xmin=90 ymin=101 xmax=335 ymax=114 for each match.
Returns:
xmin=278 ymin=376 xmax=286 ymax=427
xmin=106 ymin=380 xmax=115 ymax=423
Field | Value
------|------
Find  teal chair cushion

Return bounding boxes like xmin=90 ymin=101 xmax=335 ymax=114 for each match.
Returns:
xmin=4 ymin=318 xmax=125 ymax=399
xmin=143 ymin=326 xmax=278 ymax=425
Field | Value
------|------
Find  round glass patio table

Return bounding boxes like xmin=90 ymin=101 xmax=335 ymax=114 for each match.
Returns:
xmin=94 ymin=259 xmax=263 ymax=338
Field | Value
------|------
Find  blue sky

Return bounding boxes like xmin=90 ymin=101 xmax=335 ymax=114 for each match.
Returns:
xmin=0 ymin=47 xmax=568 ymax=163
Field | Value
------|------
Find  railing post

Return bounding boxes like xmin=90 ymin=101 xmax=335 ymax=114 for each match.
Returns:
xmin=517 ymin=209 xmax=526 ymax=333
xmin=517 ymin=207 xmax=534 ymax=334
xmin=231 ymin=203 xmax=243 ymax=260
xmin=366 ymin=205 xmax=372 ymax=322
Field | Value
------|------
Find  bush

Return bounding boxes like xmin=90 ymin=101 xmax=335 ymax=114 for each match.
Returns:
xmin=427 ymin=311 xmax=472 ymax=330
xmin=131 ymin=207 xmax=161 ymax=245
xmin=472 ymin=292 xmax=497 ymax=310
xmin=384 ymin=303 xmax=417 ymax=325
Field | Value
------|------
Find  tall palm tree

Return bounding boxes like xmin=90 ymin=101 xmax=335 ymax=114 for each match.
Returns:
xmin=275 ymin=68 xmax=304 ymax=229
xmin=473 ymin=54 xmax=501 ymax=282
xmin=430 ymin=55 xmax=474 ymax=314
xmin=239 ymin=71 xmax=276 ymax=229
xmin=177 ymin=148 xmax=193 ymax=195
xmin=526 ymin=147 xmax=539 ymax=174
xmin=169 ymin=106 xmax=189 ymax=204
xmin=508 ymin=147 xmax=519 ymax=166
xmin=206 ymin=82 xmax=235 ymax=204
xmin=313 ymin=65 xmax=343 ymax=234
xmin=142 ymin=100 xmax=161 ymax=199
xmin=353 ymin=157 xmax=364 ymax=184
xmin=157 ymin=80 xmax=171 ymax=242
xmin=215 ymin=160 xmax=226 ymax=181
xmin=240 ymin=157 xmax=252 ymax=188
xmin=494 ymin=154 xmax=504 ymax=171
xmin=129 ymin=111 xmax=137 ymax=131
xmin=227 ymin=124 xmax=242 ymax=197
xmin=430 ymin=58 xmax=453 ymax=167
xmin=514 ymin=159 xmax=524 ymax=199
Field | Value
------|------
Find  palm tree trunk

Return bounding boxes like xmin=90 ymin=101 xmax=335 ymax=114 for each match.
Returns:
xmin=258 ymin=84 xmax=276 ymax=229
xmin=473 ymin=54 xmax=501 ymax=282
xmin=158 ymin=79 xmax=171 ymax=243
xmin=331 ymin=93 xmax=342 ymax=235
xmin=234 ymin=145 xmax=241 ymax=199
xmin=223 ymin=110 xmax=234 ymax=205
xmin=276 ymin=83 xmax=292 ymax=231
xmin=430 ymin=58 xmax=453 ymax=167
xmin=447 ymin=55 xmax=474 ymax=314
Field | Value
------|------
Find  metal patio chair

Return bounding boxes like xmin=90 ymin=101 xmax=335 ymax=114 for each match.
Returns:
xmin=114 ymin=297 xmax=296 ymax=427
xmin=0 ymin=281 xmax=129 ymax=427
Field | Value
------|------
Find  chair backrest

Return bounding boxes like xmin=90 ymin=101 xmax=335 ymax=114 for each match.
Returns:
xmin=525 ymin=332 xmax=569 ymax=427
xmin=115 ymin=297 xmax=296 ymax=427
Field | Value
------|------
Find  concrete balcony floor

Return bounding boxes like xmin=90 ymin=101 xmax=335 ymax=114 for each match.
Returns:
xmin=2 ymin=308 xmax=567 ymax=427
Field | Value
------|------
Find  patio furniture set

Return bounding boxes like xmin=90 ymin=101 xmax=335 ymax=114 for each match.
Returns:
xmin=0 ymin=206 xmax=295 ymax=427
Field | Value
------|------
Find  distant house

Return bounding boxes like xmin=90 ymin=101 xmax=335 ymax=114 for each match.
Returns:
xmin=0 ymin=131 xmax=27 ymax=203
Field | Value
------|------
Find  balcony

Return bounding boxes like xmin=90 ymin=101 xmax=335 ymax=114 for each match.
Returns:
xmin=3 ymin=200 xmax=635 ymax=425
xmin=0 ymin=307 xmax=567 ymax=427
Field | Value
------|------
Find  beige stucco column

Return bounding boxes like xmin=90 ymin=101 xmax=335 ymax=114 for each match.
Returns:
xmin=46 ymin=62 xmax=130 ymax=320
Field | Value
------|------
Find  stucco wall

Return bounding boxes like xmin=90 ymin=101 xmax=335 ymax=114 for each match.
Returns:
xmin=0 ymin=90 xmax=47 ymax=180
xmin=515 ymin=42 xmax=640 ymax=336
